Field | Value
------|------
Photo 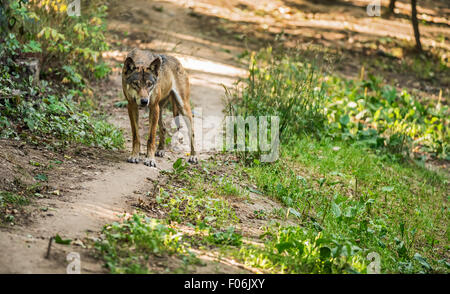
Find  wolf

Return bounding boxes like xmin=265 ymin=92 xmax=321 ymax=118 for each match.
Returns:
xmin=121 ymin=49 xmax=197 ymax=167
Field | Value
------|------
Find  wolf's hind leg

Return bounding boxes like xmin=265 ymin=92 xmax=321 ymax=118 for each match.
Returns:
xmin=171 ymin=95 xmax=181 ymax=131
xmin=171 ymin=89 xmax=197 ymax=164
xmin=156 ymin=99 xmax=168 ymax=158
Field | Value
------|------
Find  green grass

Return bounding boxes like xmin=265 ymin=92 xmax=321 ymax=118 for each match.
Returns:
xmin=0 ymin=191 xmax=30 ymax=223
xmin=95 ymin=214 xmax=197 ymax=274
xmin=156 ymin=185 xmax=238 ymax=228
xmin=158 ymin=159 xmax=240 ymax=227
xmin=224 ymin=47 xmax=449 ymax=273
xmin=241 ymin=137 xmax=448 ymax=273
xmin=228 ymin=47 xmax=448 ymax=160
xmin=0 ymin=191 xmax=29 ymax=207
xmin=94 ymin=47 xmax=448 ymax=274
xmin=94 ymin=160 xmax=244 ymax=273
xmin=207 ymin=226 xmax=243 ymax=246
xmin=238 ymin=224 xmax=367 ymax=273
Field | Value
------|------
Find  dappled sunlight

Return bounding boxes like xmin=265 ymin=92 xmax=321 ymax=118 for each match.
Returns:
xmin=175 ymin=54 xmax=247 ymax=80
xmin=2 ymin=0 xmax=448 ymax=275
xmin=189 ymin=248 xmax=264 ymax=274
xmin=72 ymin=201 xmax=126 ymax=222
xmin=175 ymin=0 xmax=449 ymax=51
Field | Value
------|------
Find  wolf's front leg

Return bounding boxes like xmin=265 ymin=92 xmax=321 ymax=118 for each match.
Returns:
xmin=127 ymin=102 xmax=140 ymax=163
xmin=155 ymin=107 xmax=166 ymax=158
xmin=144 ymin=103 xmax=159 ymax=167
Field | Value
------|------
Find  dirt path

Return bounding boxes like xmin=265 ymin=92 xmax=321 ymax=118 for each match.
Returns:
xmin=0 ymin=0 xmax=247 ymax=273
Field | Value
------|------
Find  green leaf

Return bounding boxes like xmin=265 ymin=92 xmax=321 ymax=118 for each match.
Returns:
xmin=34 ymin=174 xmax=48 ymax=182
xmin=276 ymin=242 xmax=294 ymax=253
xmin=381 ymin=186 xmax=394 ymax=192
xmin=289 ymin=208 xmax=301 ymax=218
xmin=114 ymin=101 xmax=128 ymax=108
xmin=173 ymin=158 xmax=183 ymax=169
xmin=414 ymin=253 xmax=432 ymax=271
xmin=399 ymin=222 xmax=405 ymax=238
xmin=331 ymin=201 xmax=341 ymax=218
xmin=339 ymin=114 xmax=350 ymax=126
xmin=172 ymin=158 xmax=186 ymax=173
xmin=247 ymin=187 xmax=263 ymax=195
xmin=54 ymin=234 xmax=71 ymax=245
xmin=320 ymin=247 xmax=331 ymax=260
xmin=312 ymin=222 xmax=323 ymax=232
xmin=23 ymin=40 xmax=42 ymax=53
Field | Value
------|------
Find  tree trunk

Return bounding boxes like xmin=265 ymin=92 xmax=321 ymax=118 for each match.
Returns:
xmin=389 ymin=0 xmax=396 ymax=13
xmin=411 ymin=0 xmax=423 ymax=52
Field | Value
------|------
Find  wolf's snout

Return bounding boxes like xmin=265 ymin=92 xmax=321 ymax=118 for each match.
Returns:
xmin=140 ymin=98 xmax=149 ymax=106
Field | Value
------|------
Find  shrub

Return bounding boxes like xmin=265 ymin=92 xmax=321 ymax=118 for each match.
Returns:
xmin=0 ymin=0 xmax=123 ymax=150
xmin=2 ymin=0 xmax=110 ymax=87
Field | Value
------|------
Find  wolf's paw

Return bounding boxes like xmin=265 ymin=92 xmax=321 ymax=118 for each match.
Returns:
xmin=188 ymin=155 xmax=198 ymax=164
xmin=127 ymin=156 xmax=140 ymax=163
xmin=155 ymin=150 xmax=165 ymax=157
xmin=144 ymin=157 xmax=157 ymax=167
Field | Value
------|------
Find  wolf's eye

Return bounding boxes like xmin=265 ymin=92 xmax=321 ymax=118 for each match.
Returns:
xmin=132 ymin=81 xmax=139 ymax=88
xmin=146 ymin=81 xmax=153 ymax=88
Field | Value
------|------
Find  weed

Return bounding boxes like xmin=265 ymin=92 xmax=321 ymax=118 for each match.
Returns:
xmin=95 ymin=214 xmax=196 ymax=273
xmin=156 ymin=186 xmax=238 ymax=228
xmin=207 ymin=227 xmax=243 ymax=246
xmin=239 ymin=224 xmax=367 ymax=273
xmin=226 ymin=48 xmax=449 ymax=273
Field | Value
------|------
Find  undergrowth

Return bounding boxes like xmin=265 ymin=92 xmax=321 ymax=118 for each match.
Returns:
xmin=0 ymin=0 xmax=123 ymax=150
xmin=225 ymin=48 xmax=449 ymax=273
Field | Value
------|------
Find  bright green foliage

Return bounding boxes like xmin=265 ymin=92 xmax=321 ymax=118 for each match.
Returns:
xmin=1 ymin=0 xmax=110 ymax=86
xmin=95 ymin=214 xmax=194 ymax=274
xmin=229 ymin=47 xmax=327 ymax=139
xmin=207 ymin=227 xmax=243 ymax=246
xmin=156 ymin=186 xmax=238 ymax=228
xmin=0 ymin=1 xmax=123 ymax=150
xmin=1 ymin=95 xmax=124 ymax=149
xmin=214 ymin=177 xmax=249 ymax=198
xmin=243 ymin=138 xmax=448 ymax=273
xmin=240 ymin=225 xmax=367 ymax=273
xmin=325 ymin=75 xmax=449 ymax=159
xmin=227 ymin=48 xmax=449 ymax=273
xmin=229 ymin=47 xmax=448 ymax=159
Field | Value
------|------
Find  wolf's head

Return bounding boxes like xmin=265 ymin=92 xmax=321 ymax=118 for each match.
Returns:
xmin=123 ymin=51 xmax=162 ymax=107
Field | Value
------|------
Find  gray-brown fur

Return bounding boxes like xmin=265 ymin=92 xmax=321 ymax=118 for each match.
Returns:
xmin=121 ymin=49 xmax=197 ymax=167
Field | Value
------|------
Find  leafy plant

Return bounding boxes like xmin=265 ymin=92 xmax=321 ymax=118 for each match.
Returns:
xmin=95 ymin=214 xmax=195 ymax=274
xmin=228 ymin=48 xmax=449 ymax=273
xmin=239 ymin=224 xmax=366 ymax=273
xmin=156 ymin=186 xmax=238 ymax=228
xmin=207 ymin=227 xmax=243 ymax=246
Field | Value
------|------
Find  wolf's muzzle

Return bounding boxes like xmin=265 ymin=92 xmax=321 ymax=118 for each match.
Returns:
xmin=140 ymin=98 xmax=149 ymax=106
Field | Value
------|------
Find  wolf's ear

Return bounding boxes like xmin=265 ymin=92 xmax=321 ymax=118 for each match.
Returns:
xmin=124 ymin=57 xmax=136 ymax=75
xmin=147 ymin=57 xmax=162 ymax=76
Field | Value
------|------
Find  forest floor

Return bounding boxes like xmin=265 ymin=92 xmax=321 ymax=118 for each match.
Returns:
xmin=0 ymin=0 xmax=448 ymax=273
